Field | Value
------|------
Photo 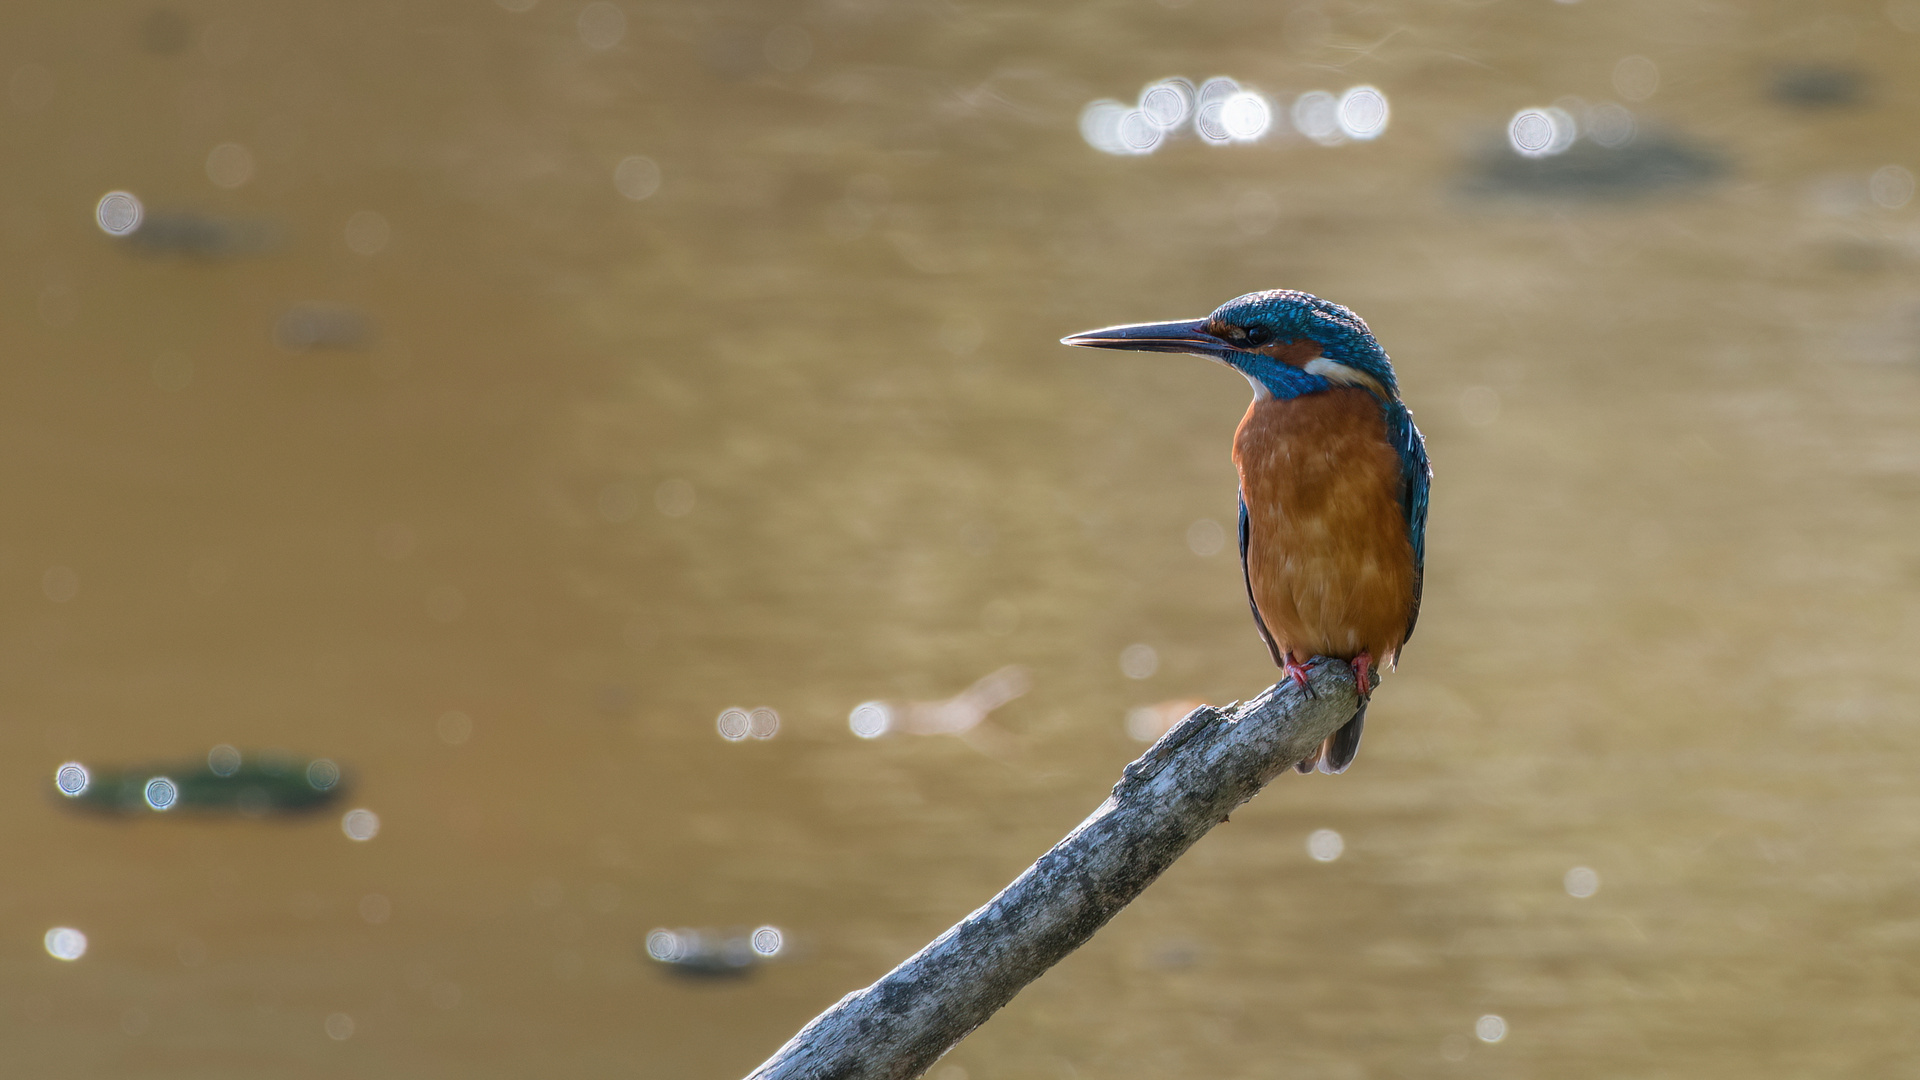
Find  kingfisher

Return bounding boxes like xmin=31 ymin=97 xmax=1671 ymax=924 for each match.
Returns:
xmin=1063 ymin=290 xmax=1430 ymax=774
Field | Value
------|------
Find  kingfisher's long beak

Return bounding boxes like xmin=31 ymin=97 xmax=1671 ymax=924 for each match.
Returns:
xmin=1059 ymin=318 xmax=1232 ymax=361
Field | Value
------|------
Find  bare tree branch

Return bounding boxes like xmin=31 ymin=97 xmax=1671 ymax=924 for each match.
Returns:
xmin=746 ymin=657 xmax=1363 ymax=1080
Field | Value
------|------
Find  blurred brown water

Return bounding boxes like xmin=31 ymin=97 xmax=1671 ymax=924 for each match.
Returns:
xmin=4 ymin=1 xmax=1920 ymax=1076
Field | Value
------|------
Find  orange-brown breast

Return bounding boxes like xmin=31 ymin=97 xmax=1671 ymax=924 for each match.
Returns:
xmin=1233 ymin=387 xmax=1417 ymax=664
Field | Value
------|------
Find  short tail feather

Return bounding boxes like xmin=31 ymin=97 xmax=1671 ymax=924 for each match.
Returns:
xmin=1292 ymin=700 xmax=1368 ymax=775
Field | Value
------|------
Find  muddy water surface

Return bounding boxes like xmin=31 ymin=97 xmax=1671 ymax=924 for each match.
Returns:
xmin=4 ymin=1 xmax=1920 ymax=1077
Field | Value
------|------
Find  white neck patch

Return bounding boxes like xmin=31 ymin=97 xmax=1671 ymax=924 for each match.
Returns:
xmin=1303 ymin=357 xmax=1388 ymax=397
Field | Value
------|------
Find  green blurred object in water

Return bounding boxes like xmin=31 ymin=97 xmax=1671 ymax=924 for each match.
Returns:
xmin=55 ymin=748 xmax=347 ymax=816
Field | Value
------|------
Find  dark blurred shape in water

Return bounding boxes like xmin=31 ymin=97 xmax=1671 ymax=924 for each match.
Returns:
xmin=1769 ymin=65 xmax=1866 ymax=108
xmin=54 ymin=747 xmax=347 ymax=817
xmin=1465 ymin=130 xmax=1724 ymax=199
xmin=138 ymin=9 xmax=192 ymax=56
xmin=276 ymin=305 xmax=375 ymax=351
xmin=116 ymin=210 xmax=281 ymax=257
xmin=646 ymin=925 xmax=783 ymax=978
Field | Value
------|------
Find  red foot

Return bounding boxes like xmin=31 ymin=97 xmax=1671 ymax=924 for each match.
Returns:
xmin=1351 ymin=652 xmax=1373 ymax=696
xmin=1282 ymin=653 xmax=1314 ymax=690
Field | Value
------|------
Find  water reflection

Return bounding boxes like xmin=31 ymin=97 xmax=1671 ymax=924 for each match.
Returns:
xmin=11 ymin=0 xmax=1920 ymax=1074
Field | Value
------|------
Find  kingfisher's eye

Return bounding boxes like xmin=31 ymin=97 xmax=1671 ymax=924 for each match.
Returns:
xmin=1241 ymin=325 xmax=1273 ymax=346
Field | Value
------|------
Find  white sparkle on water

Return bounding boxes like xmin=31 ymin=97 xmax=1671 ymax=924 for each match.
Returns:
xmin=1564 ymin=865 xmax=1600 ymax=898
xmin=1307 ymin=828 xmax=1344 ymax=862
xmin=55 ymin=762 xmax=89 ymax=796
xmin=342 ymin=808 xmax=381 ymax=841
xmin=96 ymin=191 xmax=143 ymax=235
xmin=45 ymin=927 xmax=88 ymax=961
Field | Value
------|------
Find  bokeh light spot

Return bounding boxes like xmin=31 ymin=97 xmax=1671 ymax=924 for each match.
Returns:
xmin=1508 ymin=108 xmax=1576 ymax=157
xmin=42 ymin=565 xmax=79 ymax=603
xmin=717 ymin=708 xmax=752 ymax=741
xmin=1613 ymin=55 xmax=1659 ymax=101
xmin=96 ymin=191 xmax=143 ymax=235
xmin=306 ymin=759 xmax=340 ymax=790
xmin=1120 ymin=643 xmax=1159 ymax=680
xmin=1871 ymin=165 xmax=1915 ymax=209
xmin=437 ymin=709 xmax=473 ymax=745
xmin=1079 ymin=99 xmax=1132 ymax=154
xmin=849 ymin=701 xmax=892 ymax=738
xmin=359 ymin=893 xmax=391 ymax=924
xmin=1186 ymin=518 xmax=1224 ymax=556
xmin=144 ymin=777 xmax=178 ymax=811
xmin=1337 ymin=86 xmax=1389 ymax=139
xmin=1221 ymin=92 xmax=1272 ymax=141
xmin=1291 ymin=91 xmax=1342 ymax=144
xmin=342 ymin=808 xmax=381 ymax=841
xmin=1476 ymin=1014 xmax=1508 ymax=1043
xmin=615 ymin=155 xmax=661 ymax=200
xmin=1139 ymin=79 xmax=1194 ymax=130
xmin=645 ymin=929 xmax=682 ymax=961
xmin=55 ymin=762 xmax=89 ymax=796
xmin=325 ymin=1012 xmax=355 ymax=1041
xmin=1585 ymin=102 xmax=1636 ymax=148
xmin=1564 ymin=865 xmax=1600 ymax=898
xmin=44 ymin=927 xmax=87 ymax=961
xmin=205 ymin=142 xmax=254 ymax=188
xmin=748 ymin=707 xmax=780 ymax=739
xmin=208 ymin=744 xmax=242 ymax=777
xmin=1307 ymin=828 xmax=1344 ymax=862
xmin=751 ymin=926 xmax=784 ymax=956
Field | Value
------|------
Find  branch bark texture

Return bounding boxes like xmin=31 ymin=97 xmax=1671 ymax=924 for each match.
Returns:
xmin=746 ymin=657 xmax=1362 ymax=1080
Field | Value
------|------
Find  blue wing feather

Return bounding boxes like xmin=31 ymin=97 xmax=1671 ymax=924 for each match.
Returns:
xmin=1238 ymin=494 xmax=1284 ymax=667
xmin=1382 ymin=399 xmax=1430 ymax=643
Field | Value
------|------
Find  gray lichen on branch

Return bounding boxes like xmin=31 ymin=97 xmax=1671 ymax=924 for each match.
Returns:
xmin=747 ymin=656 xmax=1365 ymax=1080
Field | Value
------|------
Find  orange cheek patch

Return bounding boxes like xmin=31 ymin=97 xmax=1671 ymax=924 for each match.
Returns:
xmin=1258 ymin=339 xmax=1323 ymax=367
